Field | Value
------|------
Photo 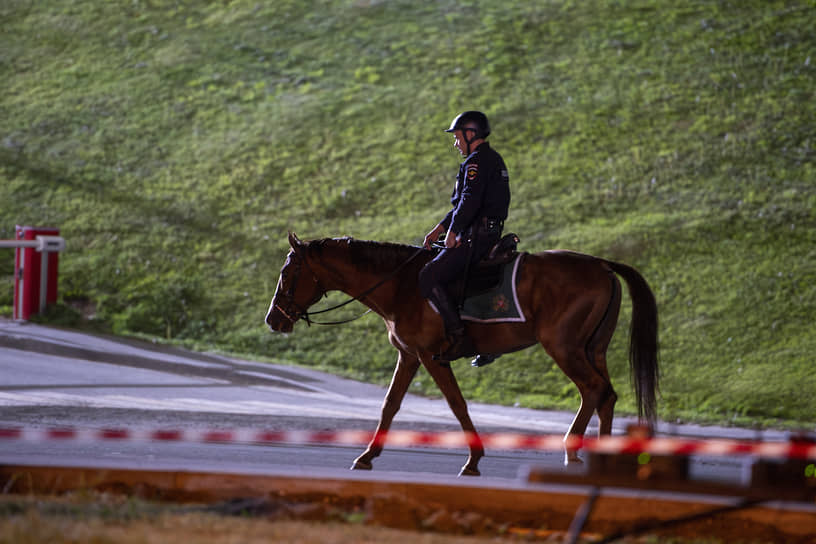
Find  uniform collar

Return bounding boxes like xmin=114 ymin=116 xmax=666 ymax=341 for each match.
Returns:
xmin=465 ymin=141 xmax=489 ymax=161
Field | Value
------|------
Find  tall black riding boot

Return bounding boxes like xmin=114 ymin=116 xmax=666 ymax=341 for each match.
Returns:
xmin=428 ymin=286 xmax=477 ymax=361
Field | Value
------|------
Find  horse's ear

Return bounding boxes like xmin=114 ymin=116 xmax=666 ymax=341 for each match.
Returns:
xmin=288 ymin=231 xmax=302 ymax=249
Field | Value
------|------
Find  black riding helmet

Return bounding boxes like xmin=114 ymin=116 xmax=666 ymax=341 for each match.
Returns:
xmin=444 ymin=110 xmax=491 ymax=140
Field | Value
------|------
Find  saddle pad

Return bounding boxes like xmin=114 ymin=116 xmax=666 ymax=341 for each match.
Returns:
xmin=461 ymin=254 xmax=525 ymax=323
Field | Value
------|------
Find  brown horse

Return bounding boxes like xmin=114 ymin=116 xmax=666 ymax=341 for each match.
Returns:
xmin=265 ymin=232 xmax=659 ymax=476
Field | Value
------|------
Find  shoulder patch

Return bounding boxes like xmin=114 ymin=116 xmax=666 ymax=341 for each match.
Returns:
xmin=466 ymin=164 xmax=478 ymax=181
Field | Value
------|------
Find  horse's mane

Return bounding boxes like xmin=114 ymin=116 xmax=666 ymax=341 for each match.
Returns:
xmin=305 ymin=237 xmax=427 ymax=273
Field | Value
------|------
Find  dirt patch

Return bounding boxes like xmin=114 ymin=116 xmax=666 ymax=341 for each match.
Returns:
xmin=0 ymin=492 xmax=566 ymax=544
xmin=0 ymin=491 xmax=794 ymax=544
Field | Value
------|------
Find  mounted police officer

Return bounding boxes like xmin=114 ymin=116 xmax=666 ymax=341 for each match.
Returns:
xmin=419 ymin=111 xmax=511 ymax=362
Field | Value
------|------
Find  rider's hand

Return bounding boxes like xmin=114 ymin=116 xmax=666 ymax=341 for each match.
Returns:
xmin=444 ymin=229 xmax=461 ymax=249
xmin=424 ymin=224 xmax=445 ymax=249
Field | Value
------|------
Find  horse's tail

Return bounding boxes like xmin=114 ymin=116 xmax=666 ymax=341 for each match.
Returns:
xmin=604 ymin=260 xmax=659 ymax=427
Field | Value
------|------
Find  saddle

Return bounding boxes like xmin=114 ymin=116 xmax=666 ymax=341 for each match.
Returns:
xmin=456 ymin=233 xmax=520 ymax=302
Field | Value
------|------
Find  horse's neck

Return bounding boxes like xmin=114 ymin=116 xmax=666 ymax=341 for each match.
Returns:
xmin=321 ymin=260 xmax=383 ymax=297
xmin=312 ymin=242 xmax=415 ymax=315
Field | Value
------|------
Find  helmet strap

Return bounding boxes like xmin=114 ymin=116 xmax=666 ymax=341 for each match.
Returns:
xmin=463 ymin=128 xmax=478 ymax=155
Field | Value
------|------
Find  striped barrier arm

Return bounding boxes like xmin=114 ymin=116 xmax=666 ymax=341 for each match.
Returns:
xmin=1 ymin=426 xmax=815 ymax=461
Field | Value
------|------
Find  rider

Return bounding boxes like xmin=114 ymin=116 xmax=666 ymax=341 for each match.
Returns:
xmin=419 ymin=111 xmax=510 ymax=363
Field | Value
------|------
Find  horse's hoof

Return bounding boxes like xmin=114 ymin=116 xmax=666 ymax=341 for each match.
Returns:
xmin=458 ymin=466 xmax=481 ymax=477
xmin=564 ymin=453 xmax=584 ymax=466
xmin=351 ymin=459 xmax=373 ymax=471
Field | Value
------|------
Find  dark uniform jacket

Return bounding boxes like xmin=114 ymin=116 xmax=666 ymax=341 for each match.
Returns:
xmin=417 ymin=141 xmax=511 ymax=300
xmin=439 ymin=142 xmax=510 ymax=239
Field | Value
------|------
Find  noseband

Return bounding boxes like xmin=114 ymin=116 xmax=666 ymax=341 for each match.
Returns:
xmin=274 ymin=250 xmax=327 ymax=327
xmin=274 ymin=246 xmax=424 ymax=327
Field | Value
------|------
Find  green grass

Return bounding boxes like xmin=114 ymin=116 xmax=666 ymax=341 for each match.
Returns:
xmin=2 ymin=0 xmax=814 ymax=428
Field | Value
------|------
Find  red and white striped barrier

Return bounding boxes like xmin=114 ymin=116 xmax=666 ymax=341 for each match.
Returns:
xmin=2 ymin=426 xmax=815 ymax=461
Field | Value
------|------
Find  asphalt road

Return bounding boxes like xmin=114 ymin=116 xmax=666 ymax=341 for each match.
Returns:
xmin=0 ymin=319 xmax=787 ymax=483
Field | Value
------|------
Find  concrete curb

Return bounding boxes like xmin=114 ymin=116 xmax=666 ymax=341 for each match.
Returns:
xmin=2 ymin=464 xmax=815 ymax=542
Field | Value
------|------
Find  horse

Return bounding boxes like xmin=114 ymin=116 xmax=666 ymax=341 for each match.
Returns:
xmin=265 ymin=232 xmax=659 ymax=476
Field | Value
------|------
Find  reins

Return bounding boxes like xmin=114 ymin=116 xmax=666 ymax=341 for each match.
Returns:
xmin=292 ymin=246 xmax=425 ymax=327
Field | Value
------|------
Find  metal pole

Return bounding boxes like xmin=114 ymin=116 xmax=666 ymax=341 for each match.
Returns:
xmin=565 ymin=486 xmax=600 ymax=544
xmin=15 ymin=249 xmax=23 ymax=320
xmin=39 ymin=250 xmax=49 ymax=314
xmin=0 ymin=240 xmax=38 ymax=249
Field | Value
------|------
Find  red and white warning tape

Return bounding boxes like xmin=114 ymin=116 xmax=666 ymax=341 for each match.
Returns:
xmin=1 ymin=426 xmax=815 ymax=461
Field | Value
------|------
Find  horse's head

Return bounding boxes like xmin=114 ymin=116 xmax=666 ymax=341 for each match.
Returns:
xmin=265 ymin=232 xmax=326 ymax=333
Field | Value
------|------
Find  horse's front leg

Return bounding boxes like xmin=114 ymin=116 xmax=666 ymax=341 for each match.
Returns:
xmin=422 ymin=355 xmax=484 ymax=476
xmin=351 ymin=348 xmax=420 ymax=471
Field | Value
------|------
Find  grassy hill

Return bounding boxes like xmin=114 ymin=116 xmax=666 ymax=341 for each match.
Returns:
xmin=2 ymin=0 xmax=814 ymax=427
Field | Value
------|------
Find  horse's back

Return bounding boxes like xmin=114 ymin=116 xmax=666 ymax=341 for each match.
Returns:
xmin=516 ymin=249 xmax=618 ymax=313
xmin=525 ymin=249 xmax=612 ymax=279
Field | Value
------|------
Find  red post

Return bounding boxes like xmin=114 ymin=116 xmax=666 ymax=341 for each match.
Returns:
xmin=13 ymin=225 xmax=61 ymax=320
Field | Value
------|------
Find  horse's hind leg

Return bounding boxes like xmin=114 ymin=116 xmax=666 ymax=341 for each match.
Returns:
xmin=548 ymin=336 xmax=615 ymax=464
xmin=556 ymin=272 xmax=622 ymax=463
xmin=351 ymin=348 xmax=420 ymax=470
xmin=580 ymin=329 xmax=618 ymax=439
xmin=592 ymin=350 xmax=617 ymax=436
xmin=591 ymin=274 xmax=621 ymax=437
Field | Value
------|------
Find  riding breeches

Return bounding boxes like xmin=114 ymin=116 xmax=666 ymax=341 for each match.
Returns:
xmin=418 ymin=230 xmax=499 ymax=300
xmin=418 ymin=246 xmax=473 ymax=299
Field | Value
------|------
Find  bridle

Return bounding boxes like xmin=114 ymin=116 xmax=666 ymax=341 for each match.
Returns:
xmin=274 ymin=246 xmax=425 ymax=327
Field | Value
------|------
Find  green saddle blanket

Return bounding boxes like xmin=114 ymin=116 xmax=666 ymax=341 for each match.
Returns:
xmin=461 ymin=254 xmax=525 ymax=323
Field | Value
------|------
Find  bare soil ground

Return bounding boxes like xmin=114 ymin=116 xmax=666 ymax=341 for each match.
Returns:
xmin=0 ymin=492 xmax=582 ymax=544
xmin=2 ymin=491 xmax=783 ymax=544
